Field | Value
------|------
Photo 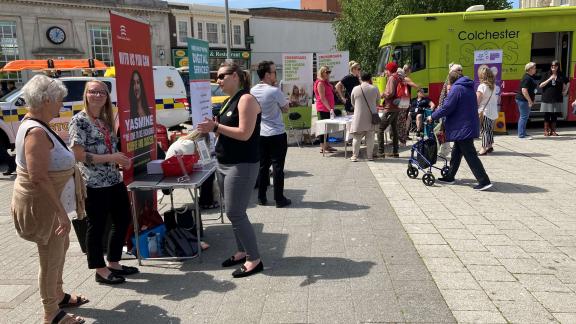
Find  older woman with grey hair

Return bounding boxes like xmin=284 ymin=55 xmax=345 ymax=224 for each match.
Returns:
xmin=11 ymin=74 xmax=88 ymax=324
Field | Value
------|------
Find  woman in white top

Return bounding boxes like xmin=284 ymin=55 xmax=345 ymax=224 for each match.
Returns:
xmin=476 ymin=66 xmax=499 ymax=155
xmin=12 ymin=75 xmax=87 ymax=324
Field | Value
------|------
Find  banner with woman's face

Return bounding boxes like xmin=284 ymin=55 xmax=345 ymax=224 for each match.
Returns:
xmin=110 ymin=11 xmax=157 ymax=183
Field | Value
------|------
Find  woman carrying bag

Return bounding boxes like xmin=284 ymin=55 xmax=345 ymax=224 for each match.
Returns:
xmin=349 ymin=72 xmax=380 ymax=162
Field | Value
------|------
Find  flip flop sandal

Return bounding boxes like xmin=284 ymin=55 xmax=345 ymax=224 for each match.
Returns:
xmin=50 ymin=310 xmax=85 ymax=324
xmin=58 ymin=293 xmax=89 ymax=308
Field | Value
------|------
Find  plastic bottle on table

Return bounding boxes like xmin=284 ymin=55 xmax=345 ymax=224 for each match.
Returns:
xmin=330 ymin=109 xmax=335 ymax=120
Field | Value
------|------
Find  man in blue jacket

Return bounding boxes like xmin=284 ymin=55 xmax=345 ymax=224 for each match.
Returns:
xmin=428 ymin=71 xmax=492 ymax=191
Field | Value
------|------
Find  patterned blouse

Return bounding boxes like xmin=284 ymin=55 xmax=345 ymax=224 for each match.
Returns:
xmin=69 ymin=111 xmax=122 ymax=188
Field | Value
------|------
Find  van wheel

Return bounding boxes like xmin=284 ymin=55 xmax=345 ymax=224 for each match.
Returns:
xmin=0 ymin=139 xmax=16 ymax=174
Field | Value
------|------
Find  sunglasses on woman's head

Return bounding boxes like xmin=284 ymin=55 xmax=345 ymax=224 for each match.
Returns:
xmin=217 ymin=72 xmax=233 ymax=80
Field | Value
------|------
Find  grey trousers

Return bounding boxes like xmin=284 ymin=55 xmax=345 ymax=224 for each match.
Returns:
xmin=217 ymin=162 xmax=261 ymax=261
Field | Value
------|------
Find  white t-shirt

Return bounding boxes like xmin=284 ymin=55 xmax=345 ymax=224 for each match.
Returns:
xmin=477 ymin=83 xmax=499 ymax=120
xmin=251 ymin=83 xmax=288 ymax=137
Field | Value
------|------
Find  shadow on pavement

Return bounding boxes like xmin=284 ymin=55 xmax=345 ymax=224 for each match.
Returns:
xmin=73 ymin=300 xmax=180 ymax=323
xmin=264 ymin=256 xmax=376 ymax=287
xmin=490 ymin=151 xmax=550 ymax=157
xmin=284 ymin=189 xmax=369 ymax=211
xmin=284 ymin=170 xmax=313 ymax=178
xmin=118 ymin=271 xmax=235 ymax=301
xmin=458 ymin=179 xmax=547 ymax=193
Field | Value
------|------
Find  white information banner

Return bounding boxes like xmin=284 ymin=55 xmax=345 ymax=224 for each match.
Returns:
xmin=189 ymin=81 xmax=212 ymax=128
xmin=317 ymin=51 xmax=349 ymax=81
xmin=282 ymin=53 xmax=313 ymax=84
xmin=282 ymin=53 xmax=313 ymax=108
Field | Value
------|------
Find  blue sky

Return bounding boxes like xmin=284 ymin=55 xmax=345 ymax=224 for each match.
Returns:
xmin=177 ymin=0 xmax=519 ymax=9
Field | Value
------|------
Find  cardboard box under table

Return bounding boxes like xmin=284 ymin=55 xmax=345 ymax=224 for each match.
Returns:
xmin=127 ymin=165 xmax=222 ymax=265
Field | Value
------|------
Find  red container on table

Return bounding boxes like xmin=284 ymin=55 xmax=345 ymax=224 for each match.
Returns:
xmin=161 ymin=153 xmax=199 ymax=177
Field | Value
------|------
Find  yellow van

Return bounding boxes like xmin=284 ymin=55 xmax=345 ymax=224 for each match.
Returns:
xmin=375 ymin=5 xmax=576 ymax=123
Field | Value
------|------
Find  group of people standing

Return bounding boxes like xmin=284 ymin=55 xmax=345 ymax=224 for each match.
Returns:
xmin=12 ymin=75 xmax=136 ymax=324
xmin=11 ymin=59 xmax=297 ymax=324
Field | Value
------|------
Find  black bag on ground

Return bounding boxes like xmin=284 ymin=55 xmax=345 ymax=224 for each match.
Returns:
xmin=417 ymin=138 xmax=438 ymax=166
xmin=163 ymin=228 xmax=199 ymax=257
xmin=164 ymin=204 xmax=204 ymax=238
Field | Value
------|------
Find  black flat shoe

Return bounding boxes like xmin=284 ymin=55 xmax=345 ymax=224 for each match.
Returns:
xmin=221 ymin=256 xmax=246 ymax=267
xmin=276 ymin=198 xmax=292 ymax=208
xmin=232 ymin=261 xmax=264 ymax=278
xmin=108 ymin=265 xmax=139 ymax=276
xmin=95 ymin=272 xmax=125 ymax=285
xmin=257 ymin=198 xmax=267 ymax=206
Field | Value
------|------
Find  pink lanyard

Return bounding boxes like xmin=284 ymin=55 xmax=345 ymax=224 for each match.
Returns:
xmin=94 ymin=119 xmax=113 ymax=154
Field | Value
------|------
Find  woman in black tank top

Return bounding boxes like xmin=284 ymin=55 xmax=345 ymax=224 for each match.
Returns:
xmin=198 ymin=61 xmax=264 ymax=278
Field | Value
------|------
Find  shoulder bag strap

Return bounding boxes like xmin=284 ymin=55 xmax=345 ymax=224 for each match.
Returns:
xmin=360 ymin=86 xmax=376 ymax=114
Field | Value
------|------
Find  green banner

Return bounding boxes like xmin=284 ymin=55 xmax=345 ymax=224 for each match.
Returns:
xmin=187 ymin=38 xmax=210 ymax=80
xmin=172 ymin=48 xmax=251 ymax=67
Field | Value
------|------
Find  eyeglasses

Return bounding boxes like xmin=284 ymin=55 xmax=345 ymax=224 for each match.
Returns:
xmin=87 ymin=90 xmax=108 ymax=96
xmin=325 ymin=70 xmax=332 ymax=74
xmin=217 ymin=72 xmax=233 ymax=80
xmin=551 ymin=64 xmax=559 ymax=67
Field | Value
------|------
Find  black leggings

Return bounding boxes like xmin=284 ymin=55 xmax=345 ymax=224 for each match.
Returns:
xmin=85 ymin=182 xmax=131 ymax=269
xmin=544 ymin=112 xmax=558 ymax=122
xmin=317 ymin=111 xmax=331 ymax=143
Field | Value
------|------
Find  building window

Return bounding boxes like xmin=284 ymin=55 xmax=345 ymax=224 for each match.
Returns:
xmin=221 ymin=24 xmax=227 ymax=45
xmin=0 ymin=20 xmax=21 ymax=83
xmin=178 ymin=21 xmax=188 ymax=44
xmin=88 ymin=24 xmax=113 ymax=66
xmin=233 ymin=25 xmax=242 ymax=46
xmin=206 ymin=23 xmax=218 ymax=44
xmin=197 ymin=22 xmax=203 ymax=40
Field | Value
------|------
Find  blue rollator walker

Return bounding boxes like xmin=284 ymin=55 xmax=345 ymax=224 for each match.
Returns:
xmin=406 ymin=109 xmax=450 ymax=186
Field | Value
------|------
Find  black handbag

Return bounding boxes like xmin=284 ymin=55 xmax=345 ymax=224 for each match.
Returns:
xmin=72 ymin=218 xmax=87 ymax=253
xmin=164 ymin=204 xmax=204 ymax=238
xmin=360 ymin=86 xmax=381 ymax=125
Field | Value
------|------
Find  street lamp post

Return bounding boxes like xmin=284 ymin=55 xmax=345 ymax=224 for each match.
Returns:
xmin=224 ymin=0 xmax=231 ymax=59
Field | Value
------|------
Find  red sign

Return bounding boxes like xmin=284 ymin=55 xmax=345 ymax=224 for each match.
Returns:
xmin=110 ymin=11 xmax=157 ymax=183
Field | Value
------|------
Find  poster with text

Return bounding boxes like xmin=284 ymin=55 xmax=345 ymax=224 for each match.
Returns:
xmin=188 ymin=38 xmax=212 ymax=128
xmin=317 ymin=51 xmax=349 ymax=81
xmin=282 ymin=53 xmax=313 ymax=109
xmin=110 ymin=11 xmax=157 ymax=184
xmin=474 ymin=49 xmax=503 ymax=96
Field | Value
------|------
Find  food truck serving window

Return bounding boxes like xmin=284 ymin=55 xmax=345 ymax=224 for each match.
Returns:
xmin=392 ymin=43 xmax=426 ymax=72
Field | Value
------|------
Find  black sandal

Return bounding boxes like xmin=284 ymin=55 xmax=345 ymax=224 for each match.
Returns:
xmin=200 ymin=202 xmax=220 ymax=210
xmin=58 ymin=293 xmax=89 ymax=308
xmin=51 ymin=310 xmax=85 ymax=324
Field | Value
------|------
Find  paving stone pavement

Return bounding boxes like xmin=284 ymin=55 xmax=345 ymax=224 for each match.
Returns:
xmin=368 ymin=127 xmax=576 ymax=323
xmin=0 ymin=142 xmax=455 ymax=323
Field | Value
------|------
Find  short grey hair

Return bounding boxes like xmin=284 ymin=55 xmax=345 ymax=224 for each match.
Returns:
xmin=449 ymin=63 xmax=463 ymax=73
xmin=525 ymin=62 xmax=536 ymax=72
xmin=21 ymin=74 xmax=68 ymax=111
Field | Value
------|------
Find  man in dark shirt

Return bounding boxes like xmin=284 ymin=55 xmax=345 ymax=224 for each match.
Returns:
xmin=335 ymin=61 xmax=361 ymax=113
xmin=515 ymin=62 xmax=537 ymax=139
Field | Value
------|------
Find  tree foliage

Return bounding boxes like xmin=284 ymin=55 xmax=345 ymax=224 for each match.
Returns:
xmin=334 ymin=0 xmax=513 ymax=73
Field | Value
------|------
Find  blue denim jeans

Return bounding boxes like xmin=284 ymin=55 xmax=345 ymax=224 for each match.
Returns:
xmin=515 ymin=99 xmax=531 ymax=138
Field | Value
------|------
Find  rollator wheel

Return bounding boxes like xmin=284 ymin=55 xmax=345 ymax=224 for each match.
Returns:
xmin=422 ymin=173 xmax=435 ymax=186
xmin=407 ymin=166 xmax=419 ymax=179
xmin=441 ymin=166 xmax=450 ymax=178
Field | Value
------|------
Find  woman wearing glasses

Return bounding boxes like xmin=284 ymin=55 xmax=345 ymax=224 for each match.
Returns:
xmin=539 ymin=60 xmax=568 ymax=136
xmin=314 ymin=66 xmax=336 ymax=153
xmin=69 ymin=80 xmax=138 ymax=285
xmin=197 ymin=61 xmax=263 ymax=278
